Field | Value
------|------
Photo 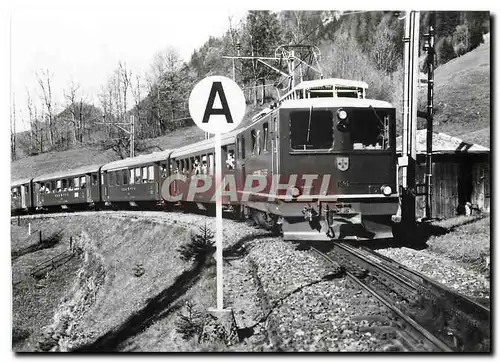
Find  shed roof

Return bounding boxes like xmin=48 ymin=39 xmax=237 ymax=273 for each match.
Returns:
xmin=33 ymin=164 xmax=102 ymax=182
xmin=396 ymin=130 xmax=490 ymax=154
xmin=101 ymin=150 xmax=173 ymax=171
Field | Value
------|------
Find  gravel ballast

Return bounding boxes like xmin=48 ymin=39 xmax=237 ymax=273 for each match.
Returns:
xmin=377 ymin=247 xmax=490 ymax=302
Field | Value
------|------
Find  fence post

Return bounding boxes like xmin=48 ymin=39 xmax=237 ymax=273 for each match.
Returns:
xmin=17 ymin=215 xmax=20 ymax=226
xmin=28 ymin=223 xmax=31 ymax=236
xmin=70 ymin=236 xmax=73 ymax=252
xmin=39 ymin=230 xmax=42 ymax=244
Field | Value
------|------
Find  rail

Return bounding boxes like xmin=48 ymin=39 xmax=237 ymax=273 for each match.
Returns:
xmin=310 ymin=246 xmax=453 ymax=352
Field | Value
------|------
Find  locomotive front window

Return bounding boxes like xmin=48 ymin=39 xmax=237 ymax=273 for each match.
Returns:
xmin=290 ymin=110 xmax=334 ymax=150
xmin=350 ymin=111 xmax=391 ymax=151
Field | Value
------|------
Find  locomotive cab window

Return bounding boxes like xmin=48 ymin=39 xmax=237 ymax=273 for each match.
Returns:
xmin=290 ymin=110 xmax=334 ymax=150
xmin=350 ymin=112 xmax=391 ymax=151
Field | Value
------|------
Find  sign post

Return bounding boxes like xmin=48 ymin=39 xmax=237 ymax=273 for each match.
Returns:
xmin=189 ymin=76 xmax=245 ymax=311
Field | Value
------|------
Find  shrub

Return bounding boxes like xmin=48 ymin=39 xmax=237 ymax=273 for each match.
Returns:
xmin=452 ymin=24 xmax=470 ymax=57
xmin=175 ymin=300 xmax=205 ymax=341
xmin=177 ymin=225 xmax=215 ymax=263
xmin=436 ymin=36 xmax=456 ymax=65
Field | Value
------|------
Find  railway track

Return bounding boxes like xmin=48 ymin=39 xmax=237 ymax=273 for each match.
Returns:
xmin=310 ymin=244 xmax=490 ymax=352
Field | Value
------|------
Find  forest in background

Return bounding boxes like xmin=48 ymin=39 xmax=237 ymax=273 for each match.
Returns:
xmin=10 ymin=11 xmax=490 ymax=160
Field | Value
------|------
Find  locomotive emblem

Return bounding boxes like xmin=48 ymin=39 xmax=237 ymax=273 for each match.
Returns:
xmin=336 ymin=157 xmax=349 ymax=171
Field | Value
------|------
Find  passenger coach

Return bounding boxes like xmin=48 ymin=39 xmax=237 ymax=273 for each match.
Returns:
xmin=32 ymin=165 xmax=102 ymax=211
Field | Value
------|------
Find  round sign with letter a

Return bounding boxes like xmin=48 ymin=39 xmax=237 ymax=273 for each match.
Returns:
xmin=188 ymin=76 xmax=246 ymax=134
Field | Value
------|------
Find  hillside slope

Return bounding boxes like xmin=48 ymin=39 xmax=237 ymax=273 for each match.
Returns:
xmin=431 ymin=35 xmax=490 ymax=147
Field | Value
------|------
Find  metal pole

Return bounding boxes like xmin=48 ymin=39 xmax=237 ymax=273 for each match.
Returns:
xmin=425 ymin=13 xmax=435 ymax=219
xmin=130 ymin=115 xmax=135 ymax=158
xmin=401 ymin=11 xmax=419 ymax=227
xmin=215 ymin=133 xmax=223 ymax=310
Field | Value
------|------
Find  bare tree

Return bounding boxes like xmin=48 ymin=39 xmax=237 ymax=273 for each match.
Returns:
xmin=36 ymin=69 xmax=55 ymax=149
xmin=26 ymin=89 xmax=42 ymax=154
xmin=10 ymin=95 xmax=16 ymax=161
xmin=131 ymin=73 xmax=145 ymax=137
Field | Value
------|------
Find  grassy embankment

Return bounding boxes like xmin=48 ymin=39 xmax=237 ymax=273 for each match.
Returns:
xmin=11 ymin=215 xmax=219 ymax=352
xmin=425 ymin=215 xmax=490 ymax=275
xmin=429 ymin=34 xmax=490 ymax=147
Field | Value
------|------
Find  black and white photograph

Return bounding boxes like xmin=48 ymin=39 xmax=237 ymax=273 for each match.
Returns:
xmin=6 ymin=1 xmax=491 ymax=353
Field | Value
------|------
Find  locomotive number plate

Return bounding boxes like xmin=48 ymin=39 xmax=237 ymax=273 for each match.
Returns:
xmin=337 ymin=180 xmax=349 ymax=188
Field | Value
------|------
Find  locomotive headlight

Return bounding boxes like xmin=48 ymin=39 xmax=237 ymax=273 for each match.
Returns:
xmin=287 ymin=186 xmax=301 ymax=198
xmin=381 ymin=185 xmax=392 ymax=196
xmin=337 ymin=109 xmax=348 ymax=120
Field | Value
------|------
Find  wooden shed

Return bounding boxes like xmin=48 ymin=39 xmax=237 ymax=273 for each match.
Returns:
xmin=397 ymin=130 xmax=490 ymax=219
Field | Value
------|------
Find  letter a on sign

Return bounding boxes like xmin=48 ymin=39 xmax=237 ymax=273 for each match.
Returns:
xmin=189 ymin=76 xmax=245 ymax=134
xmin=202 ymin=82 xmax=233 ymax=124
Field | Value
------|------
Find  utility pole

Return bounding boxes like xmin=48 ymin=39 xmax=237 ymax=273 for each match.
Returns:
xmin=400 ymin=11 xmax=420 ymax=228
xmin=97 ymin=114 xmax=135 ymax=158
xmin=423 ymin=12 xmax=436 ymax=220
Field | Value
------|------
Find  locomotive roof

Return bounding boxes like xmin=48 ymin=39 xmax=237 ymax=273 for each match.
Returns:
xmin=101 ymin=150 xmax=173 ymax=171
xmin=170 ymin=129 xmax=239 ymax=158
xmin=11 ymin=177 xmax=32 ymax=187
xmin=33 ymin=164 xmax=102 ymax=182
xmin=279 ymin=97 xmax=393 ymax=109
xmin=293 ymin=78 xmax=369 ymax=90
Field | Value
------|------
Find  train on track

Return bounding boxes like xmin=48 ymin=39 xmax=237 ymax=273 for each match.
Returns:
xmin=11 ymin=78 xmax=400 ymax=241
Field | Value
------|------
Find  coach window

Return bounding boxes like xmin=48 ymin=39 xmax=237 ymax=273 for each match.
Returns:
xmin=263 ymin=122 xmax=269 ymax=152
xmin=73 ymin=177 xmax=80 ymax=190
xmin=148 ymin=165 xmax=154 ymax=182
xmin=56 ymin=180 xmax=62 ymax=192
xmin=129 ymin=169 xmax=135 ymax=184
xmin=160 ymin=163 xmax=167 ymax=178
xmin=135 ymin=167 xmax=141 ymax=184
xmin=92 ymin=173 xmax=98 ymax=186
xmin=107 ymin=172 xmax=112 ymax=186
xmin=142 ymin=167 xmax=148 ymax=183
xmin=62 ymin=179 xmax=69 ymax=191
xmin=80 ymin=176 xmax=86 ymax=189
xmin=208 ymin=153 xmax=214 ymax=175
xmin=226 ymin=147 xmax=235 ymax=170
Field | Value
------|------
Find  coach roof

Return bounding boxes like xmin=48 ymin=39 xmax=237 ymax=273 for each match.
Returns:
xmin=170 ymin=129 xmax=239 ymax=159
xmin=101 ymin=150 xmax=173 ymax=171
xmin=11 ymin=177 xmax=32 ymax=187
xmin=33 ymin=164 xmax=102 ymax=182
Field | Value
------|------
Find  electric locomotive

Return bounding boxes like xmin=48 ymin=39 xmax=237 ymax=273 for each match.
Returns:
xmin=236 ymin=78 xmax=399 ymax=241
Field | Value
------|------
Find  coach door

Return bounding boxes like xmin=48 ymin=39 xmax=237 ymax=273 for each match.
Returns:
xmin=86 ymin=174 xmax=92 ymax=202
xmin=237 ymin=135 xmax=246 ymax=180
